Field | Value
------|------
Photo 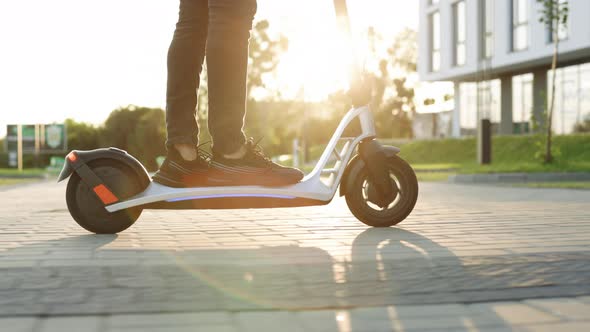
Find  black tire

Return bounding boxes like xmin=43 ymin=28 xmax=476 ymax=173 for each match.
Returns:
xmin=66 ymin=160 xmax=144 ymax=234
xmin=345 ymin=155 xmax=418 ymax=227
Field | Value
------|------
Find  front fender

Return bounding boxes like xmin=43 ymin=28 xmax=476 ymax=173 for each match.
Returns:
xmin=339 ymin=143 xmax=400 ymax=197
xmin=57 ymin=148 xmax=150 ymax=187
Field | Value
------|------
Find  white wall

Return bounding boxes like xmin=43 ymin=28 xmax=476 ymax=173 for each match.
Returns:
xmin=419 ymin=0 xmax=590 ymax=82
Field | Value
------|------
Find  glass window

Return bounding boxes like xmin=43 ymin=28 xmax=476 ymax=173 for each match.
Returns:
xmin=550 ymin=63 xmax=590 ymax=134
xmin=460 ymin=83 xmax=478 ymax=135
xmin=430 ymin=12 xmax=441 ymax=72
xmin=513 ymin=73 xmax=533 ymax=133
xmin=580 ymin=64 xmax=590 ymax=127
xmin=429 ymin=0 xmax=440 ymax=5
xmin=454 ymin=1 xmax=466 ymax=66
xmin=483 ymin=0 xmax=494 ymax=58
xmin=478 ymin=80 xmax=501 ymax=124
xmin=512 ymin=0 xmax=529 ymax=51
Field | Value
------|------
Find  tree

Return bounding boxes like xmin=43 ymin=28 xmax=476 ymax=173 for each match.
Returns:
xmin=367 ymin=28 xmax=418 ymax=138
xmin=102 ymin=105 xmax=166 ymax=170
xmin=247 ymin=20 xmax=289 ymax=100
xmin=243 ymin=20 xmax=290 ymax=146
xmin=129 ymin=109 xmax=167 ymax=171
xmin=537 ymin=0 xmax=569 ymax=163
xmin=65 ymin=119 xmax=101 ymax=151
xmin=196 ymin=20 xmax=289 ymax=148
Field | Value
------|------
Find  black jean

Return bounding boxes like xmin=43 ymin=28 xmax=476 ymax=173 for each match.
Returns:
xmin=166 ymin=0 xmax=257 ymax=155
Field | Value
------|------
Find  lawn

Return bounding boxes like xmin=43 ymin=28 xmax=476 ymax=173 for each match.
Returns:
xmin=0 ymin=168 xmax=47 ymax=177
xmin=393 ymin=135 xmax=590 ymax=171
xmin=0 ymin=178 xmax=38 ymax=186
xmin=512 ymin=182 xmax=590 ymax=190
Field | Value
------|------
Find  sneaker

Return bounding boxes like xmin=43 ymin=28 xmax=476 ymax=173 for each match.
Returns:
xmin=152 ymin=148 xmax=210 ymax=188
xmin=209 ymin=139 xmax=304 ymax=187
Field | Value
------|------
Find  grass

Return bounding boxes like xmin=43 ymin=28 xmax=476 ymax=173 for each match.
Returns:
xmin=513 ymin=182 xmax=590 ymax=190
xmin=416 ymin=172 xmax=451 ymax=182
xmin=0 ymin=178 xmax=38 ymax=186
xmin=408 ymin=161 xmax=590 ymax=174
xmin=0 ymin=168 xmax=47 ymax=177
xmin=387 ymin=135 xmax=590 ymax=174
xmin=412 ymin=163 xmax=460 ymax=171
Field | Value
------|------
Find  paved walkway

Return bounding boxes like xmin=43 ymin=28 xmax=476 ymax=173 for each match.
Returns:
xmin=0 ymin=181 xmax=589 ymax=331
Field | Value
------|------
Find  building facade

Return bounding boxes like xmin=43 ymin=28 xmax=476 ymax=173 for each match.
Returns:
xmin=419 ymin=0 xmax=590 ymax=137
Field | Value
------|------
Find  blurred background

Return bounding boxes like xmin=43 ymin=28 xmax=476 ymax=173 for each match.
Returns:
xmin=1 ymin=0 xmax=589 ymax=187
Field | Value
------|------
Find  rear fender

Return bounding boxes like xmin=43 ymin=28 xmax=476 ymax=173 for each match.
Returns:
xmin=58 ymin=148 xmax=150 ymax=187
xmin=339 ymin=141 xmax=400 ymax=197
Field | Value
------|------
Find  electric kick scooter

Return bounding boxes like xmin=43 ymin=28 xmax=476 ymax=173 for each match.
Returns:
xmin=58 ymin=0 xmax=419 ymax=234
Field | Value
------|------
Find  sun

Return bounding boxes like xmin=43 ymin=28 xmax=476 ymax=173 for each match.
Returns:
xmin=276 ymin=33 xmax=353 ymax=101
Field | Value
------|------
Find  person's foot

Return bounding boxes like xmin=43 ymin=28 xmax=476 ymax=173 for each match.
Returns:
xmin=209 ymin=139 xmax=304 ymax=187
xmin=152 ymin=145 xmax=210 ymax=188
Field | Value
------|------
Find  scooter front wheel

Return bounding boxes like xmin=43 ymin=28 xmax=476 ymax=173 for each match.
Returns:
xmin=345 ymin=155 xmax=418 ymax=227
xmin=66 ymin=160 xmax=144 ymax=234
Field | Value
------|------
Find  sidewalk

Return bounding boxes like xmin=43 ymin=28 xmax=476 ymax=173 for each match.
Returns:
xmin=1 ymin=181 xmax=589 ymax=331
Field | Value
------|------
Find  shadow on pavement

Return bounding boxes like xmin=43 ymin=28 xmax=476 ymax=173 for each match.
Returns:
xmin=0 ymin=227 xmax=563 ymax=330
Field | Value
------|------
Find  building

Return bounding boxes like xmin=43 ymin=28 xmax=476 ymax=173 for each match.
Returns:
xmin=418 ymin=0 xmax=590 ymax=137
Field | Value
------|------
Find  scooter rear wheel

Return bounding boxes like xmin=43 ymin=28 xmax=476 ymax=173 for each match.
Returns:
xmin=66 ymin=160 xmax=144 ymax=234
xmin=345 ymin=155 xmax=418 ymax=227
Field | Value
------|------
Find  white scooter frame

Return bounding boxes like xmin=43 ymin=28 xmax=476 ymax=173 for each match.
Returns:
xmin=104 ymin=105 xmax=390 ymax=213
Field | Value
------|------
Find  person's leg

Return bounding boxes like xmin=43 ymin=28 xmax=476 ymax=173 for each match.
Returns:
xmin=205 ymin=0 xmax=303 ymax=186
xmin=154 ymin=0 xmax=210 ymax=188
xmin=206 ymin=0 xmax=257 ymax=156
xmin=166 ymin=0 xmax=209 ymax=160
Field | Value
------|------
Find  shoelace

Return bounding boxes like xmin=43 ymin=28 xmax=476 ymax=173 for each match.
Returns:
xmin=193 ymin=141 xmax=212 ymax=163
xmin=246 ymin=137 xmax=273 ymax=167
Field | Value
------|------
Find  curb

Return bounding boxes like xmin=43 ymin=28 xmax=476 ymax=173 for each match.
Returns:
xmin=449 ymin=172 xmax=590 ymax=184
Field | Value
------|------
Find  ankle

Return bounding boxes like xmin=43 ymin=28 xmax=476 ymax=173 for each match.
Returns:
xmin=174 ymin=143 xmax=197 ymax=161
xmin=223 ymin=145 xmax=247 ymax=160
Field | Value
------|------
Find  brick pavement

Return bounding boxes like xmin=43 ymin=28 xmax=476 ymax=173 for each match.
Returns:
xmin=0 ymin=181 xmax=589 ymax=331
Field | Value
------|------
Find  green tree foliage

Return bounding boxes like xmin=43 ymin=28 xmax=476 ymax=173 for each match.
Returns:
xmin=247 ymin=20 xmax=289 ymax=99
xmin=101 ymin=106 xmax=166 ymax=171
xmin=65 ymin=119 xmax=101 ymax=151
xmin=365 ymin=28 xmax=418 ymax=139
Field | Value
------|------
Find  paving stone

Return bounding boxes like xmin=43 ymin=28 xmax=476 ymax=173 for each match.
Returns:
xmin=37 ymin=317 xmax=101 ymax=332
xmin=0 ymin=317 xmax=38 ymax=332
xmin=518 ymin=321 xmax=590 ymax=332
xmin=107 ymin=312 xmax=232 ymax=327
xmin=470 ymin=302 xmax=562 ymax=325
xmin=1 ymin=181 xmax=590 ymax=331
xmin=524 ymin=298 xmax=590 ymax=320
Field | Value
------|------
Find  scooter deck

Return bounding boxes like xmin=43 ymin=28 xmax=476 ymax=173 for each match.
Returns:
xmin=143 ymin=195 xmax=331 ymax=210
xmin=105 ymin=180 xmax=335 ymax=212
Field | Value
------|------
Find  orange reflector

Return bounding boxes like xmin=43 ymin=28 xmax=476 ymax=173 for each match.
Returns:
xmin=93 ymin=184 xmax=119 ymax=205
xmin=67 ymin=152 xmax=78 ymax=162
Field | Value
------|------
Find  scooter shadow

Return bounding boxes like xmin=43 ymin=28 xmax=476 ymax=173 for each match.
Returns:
xmin=0 ymin=229 xmax=512 ymax=330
